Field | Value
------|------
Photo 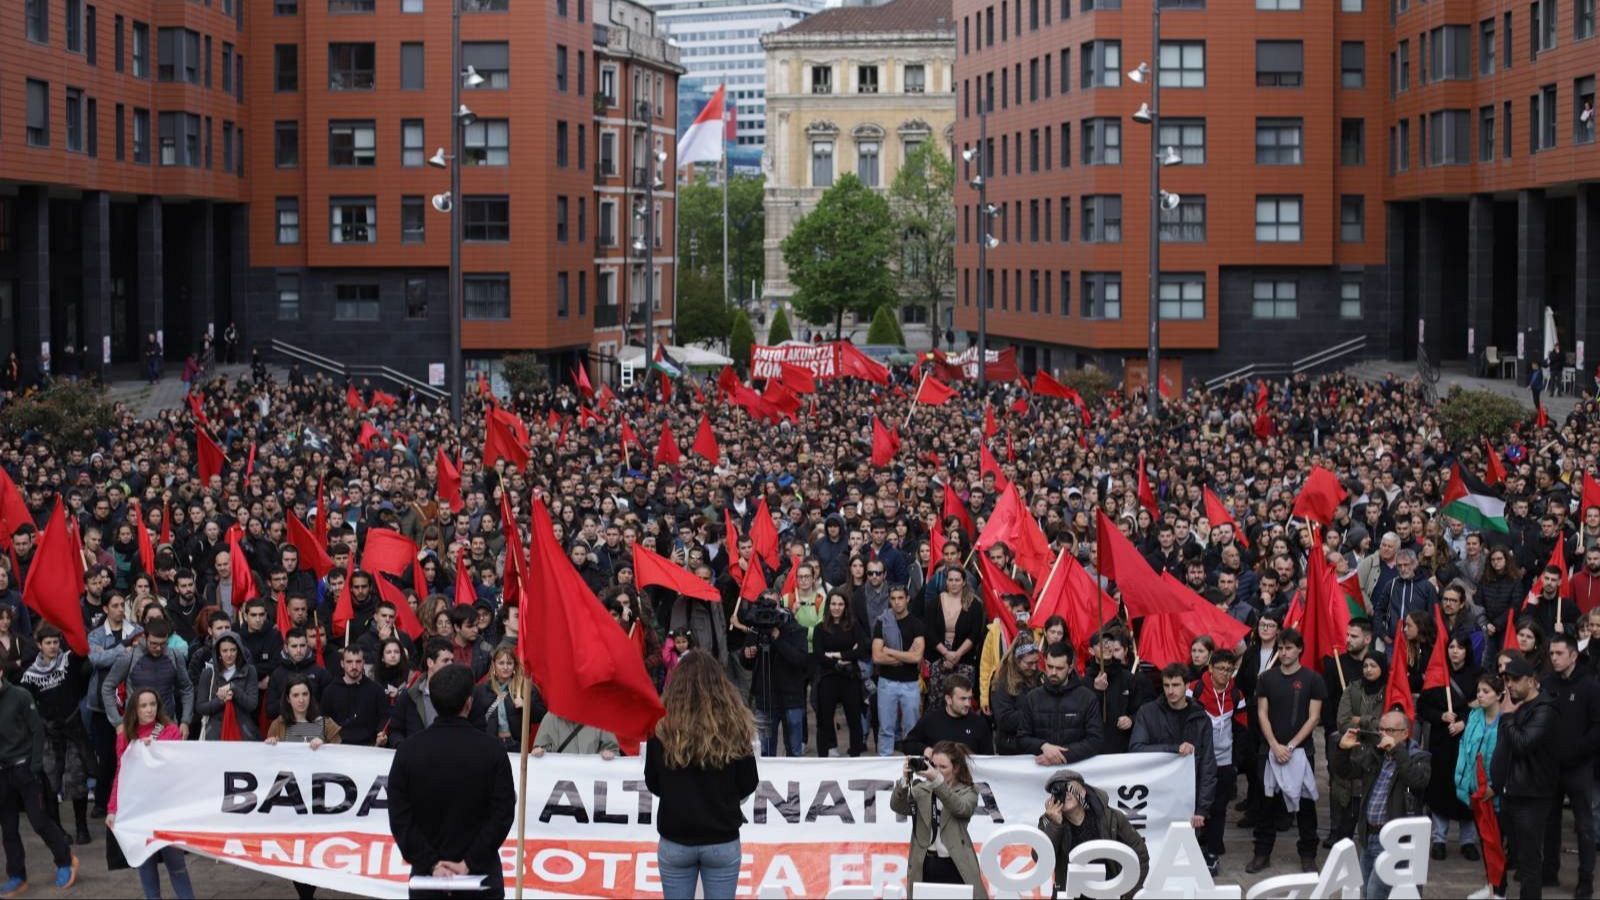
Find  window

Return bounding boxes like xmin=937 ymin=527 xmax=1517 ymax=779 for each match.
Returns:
xmin=401 ymin=120 xmax=424 ymax=166
xmin=1159 ymin=118 xmax=1206 ymax=164
xmin=1082 ymin=118 xmax=1122 ymax=164
xmin=555 ymin=196 xmax=568 ymax=242
xmin=401 ymin=43 xmax=424 ymax=90
xmin=1082 ymin=273 xmax=1121 ymax=318
xmin=1159 ymin=195 xmax=1206 ymax=242
xmin=222 ymin=44 xmax=234 ymax=93
xmin=329 ymin=121 xmax=376 ymax=167
xmin=857 ymin=140 xmax=881 ymax=186
xmin=1580 ymin=0 xmax=1596 ymax=38
xmin=463 ymin=42 xmax=509 ymax=88
xmin=1256 ymin=41 xmax=1304 ymax=86
xmin=555 ymin=121 xmax=568 ymax=167
xmin=334 ymin=285 xmax=380 ymax=322
xmin=464 ymin=119 xmax=508 ymax=165
xmin=401 ymin=197 xmax=425 ymax=243
xmin=1343 ymin=0 xmax=1362 ymax=10
xmin=1258 ymin=0 xmax=1300 ymax=9
xmin=1159 ymin=41 xmax=1205 ymax=87
xmin=464 ymin=276 xmax=509 ymax=319
xmin=1159 ymin=274 xmax=1205 ymax=319
xmin=1340 ymin=195 xmax=1365 ymax=241
xmin=275 ymin=121 xmax=298 ymax=167
xmin=464 ymin=197 xmax=510 ymax=241
xmin=1083 ymin=40 xmax=1121 ymax=88
xmin=1341 ymin=42 xmax=1365 ymax=88
xmin=204 ymin=36 xmax=212 ymax=88
xmin=276 ymin=275 xmax=301 ymax=321
xmin=557 ymin=273 xmax=570 ymax=317
xmin=1480 ymin=105 xmax=1497 ymax=159
xmin=1430 ymin=25 xmax=1471 ymax=80
xmin=1537 ymin=0 xmax=1556 ymax=50
xmin=115 ymin=16 xmax=124 ymax=71
xmin=1576 ymin=77 xmax=1596 ymax=144
xmin=811 ymin=65 xmax=832 ymax=94
xmin=1256 ymin=118 xmax=1304 ymax=164
xmin=1427 ymin=109 xmax=1472 ymax=163
xmin=330 ymin=197 xmax=376 ymax=243
xmin=329 ymin=43 xmax=375 ymax=90
xmin=402 ymin=0 xmax=422 ymax=10
xmin=330 ymin=0 xmax=374 ymax=11
xmin=115 ymin=104 xmax=125 ymax=160
xmin=1505 ymin=12 xmax=1514 ymax=68
xmin=223 ymin=122 xmax=234 ymax=172
xmin=1082 ymin=195 xmax=1122 ymax=242
xmin=1253 ymin=280 xmax=1298 ymax=318
xmin=555 ymin=45 xmax=567 ymax=92
xmin=158 ymin=111 xmax=200 ymax=165
xmin=1339 ymin=274 xmax=1363 ymax=318
xmin=67 ymin=0 xmax=83 ymax=51
xmin=26 ymin=0 xmax=47 ymax=42
xmin=132 ymin=108 xmax=149 ymax=162
xmin=65 ymin=89 xmax=84 ymax=152
xmin=275 ymin=44 xmax=298 ymax=91
xmin=1481 ymin=20 xmax=1497 ymax=75
xmin=157 ymin=28 xmax=201 ymax=83
xmin=812 ymin=141 xmax=834 ymax=187
xmin=905 ymin=65 xmax=926 ymax=93
xmin=1397 ymin=118 xmax=1411 ymax=170
xmin=1532 ymin=84 xmax=1558 ymax=150
xmin=599 ymin=200 xmax=616 ymax=247
xmin=1255 ymin=195 xmax=1303 ymax=241
xmin=276 ymin=0 xmax=297 ymax=12
xmin=1341 ymin=118 xmax=1366 ymax=164
xmin=858 ymin=65 xmax=880 ymax=93
xmin=276 ymin=198 xmax=300 ymax=244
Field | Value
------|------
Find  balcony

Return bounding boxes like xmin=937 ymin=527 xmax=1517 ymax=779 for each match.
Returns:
xmin=595 ymin=304 xmax=622 ymax=328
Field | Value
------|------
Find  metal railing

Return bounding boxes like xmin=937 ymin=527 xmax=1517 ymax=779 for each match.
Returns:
xmin=267 ymin=339 xmax=448 ymax=402
xmin=1203 ymin=335 xmax=1370 ymax=391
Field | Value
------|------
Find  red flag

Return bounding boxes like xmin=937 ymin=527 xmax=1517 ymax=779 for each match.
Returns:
xmin=914 ymin=375 xmax=957 ymax=406
xmin=577 ymin=406 xmax=602 ymax=429
xmin=1010 ymin=395 xmax=1029 ymax=417
xmin=371 ymin=389 xmax=398 ymax=409
xmin=1159 ymin=573 xmax=1251 ymax=652
xmin=1385 ymin=626 xmax=1417 ymax=720
xmin=976 ymin=485 xmax=1053 ymax=583
xmin=453 ymin=548 xmax=477 ymax=607
xmin=633 ymin=543 xmax=722 ymax=602
xmin=596 ymin=383 xmax=616 ymax=412
xmin=1005 ymin=432 xmax=1017 ymax=464
xmin=129 ymin=500 xmax=156 ymax=576
xmin=244 ymin=441 xmax=258 ymax=478
xmin=520 ymin=498 xmax=666 ymax=742
xmin=275 ymin=580 xmax=294 ymax=640
xmin=620 ymin=421 xmax=641 ymax=453
xmin=226 ymin=526 xmax=259 ymax=606
xmin=1472 ymin=758 xmax=1507 ymax=887
xmin=346 ymin=384 xmax=365 ymax=411
xmin=371 ymin=571 xmax=426 ymax=640
xmin=499 ymin=494 xmax=528 ymax=609
xmin=361 ymin=528 xmax=420 ymax=581
xmin=1422 ymin=601 xmax=1451 ymax=691
xmin=926 ymin=516 xmax=944 ymax=585
xmin=159 ymin=496 xmax=172 ymax=547
xmin=1291 ymin=466 xmax=1347 ymax=526
xmin=1536 ymin=403 xmax=1549 ymax=428
xmin=435 ymin=448 xmax=464 ymax=513
xmin=837 ymin=341 xmax=890 ymax=384
xmin=1298 ymin=540 xmax=1351 ymax=675
xmin=20 ymin=501 xmax=89 ymax=656
xmin=185 ymin=390 xmax=208 ymax=426
xmin=654 ymin=422 xmax=682 ymax=467
xmin=1137 ymin=453 xmax=1160 ymax=521
xmin=219 ymin=701 xmax=244 ymax=742
xmin=975 ymin=551 xmax=1023 ymax=644
xmin=1583 ymin=472 xmax=1600 ymax=517
xmin=1548 ymin=533 xmax=1572 ymax=597
xmin=1094 ymin=509 xmax=1183 ymax=617
xmin=716 ymin=366 xmax=741 ymax=400
xmin=738 ymin=556 xmax=768 ymax=601
xmin=779 ymin=552 xmax=802 ymax=602
xmin=871 ymin=417 xmax=898 ymax=468
xmin=779 ymin=362 xmax=816 ymax=395
xmin=483 ymin=406 xmax=532 ymax=470
xmin=980 ymin=445 xmax=1010 ymax=492
xmin=749 ymin=498 xmax=780 ymax=569
xmin=723 ymin=507 xmax=741 ymax=554
xmin=196 ymin=427 xmax=226 ymax=484
xmin=357 ymin=421 xmax=381 ymax=451
xmin=983 ymin=404 xmax=999 ymax=438
xmin=1202 ymin=486 xmax=1249 ymax=549
xmin=477 ymin=372 xmax=491 ymax=397
xmin=943 ymin=483 xmax=976 ymax=537
xmin=1483 ymin=440 xmax=1508 ymax=487
xmin=691 ymin=413 xmax=720 ymax=465
xmin=332 ymin=553 xmax=356 ymax=639
xmin=574 ymin=363 xmax=595 ymax=399
xmin=1255 ymin=381 xmax=1269 ymax=412
xmin=658 ymin=370 xmax=673 ymax=404
xmin=313 ymin=478 xmax=329 ymax=546
xmin=285 ymin=512 xmax=334 ymax=579
xmin=1031 ymin=549 xmax=1114 ymax=667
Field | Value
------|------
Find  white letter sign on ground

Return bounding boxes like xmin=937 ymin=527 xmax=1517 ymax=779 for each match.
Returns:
xmin=111 ymin=743 xmax=1192 ymax=898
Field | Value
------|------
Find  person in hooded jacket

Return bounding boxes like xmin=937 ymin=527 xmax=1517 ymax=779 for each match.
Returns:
xmin=192 ymin=630 xmax=260 ymax=742
xmin=1085 ymin=629 xmax=1153 ymax=755
xmin=1015 ymin=642 xmax=1103 ymax=765
xmin=812 ymin=515 xmax=851 ymax=588
xmin=1130 ymin=664 xmax=1216 ymax=832
xmin=1494 ymin=654 xmax=1561 ymax=900
xmin=1038 ymin=770 xmax=1149 ymax=898
xmin=264 ymin=628 xmax=330 ymax=721
xmin=991 ymin=639 xmax=1041 ymax=754
xmin=18 ymin=626 xmax=92 ymax=845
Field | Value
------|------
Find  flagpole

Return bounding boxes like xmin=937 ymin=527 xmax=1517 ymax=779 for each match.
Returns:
xmin=1030 ymin=549 xmax=1068 ymax=622
xmin=721 ymin=81 xmax=731 ymax=317
xmin=513 ymin=673 xmax=534 ymax=899
xmin=903 ymin=369 xmax=931 ymax=430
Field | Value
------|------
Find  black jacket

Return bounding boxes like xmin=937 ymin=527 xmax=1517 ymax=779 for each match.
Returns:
xmin=386 ymin=715 xmax=515 ymax=888
xmin=320 ymin=676 xmax=390 ymax=746
xmin=1129 ymin=700 xmax=1216 ymax=815
xmin=1493 ymin=691 xmax=1559 ymax=798
xmin=264 ymin=652 xmax=331 ymax=720
xmin=1084 ymin=660 xmax=1154 ymax=755
xmin=239 ymin=626 xmax=283 ymax=683
xmin=901 ymin=707 xmax=994 ymax=756
xmin=1540 ymin=666 xmax=1600 ymax=768
xmin=737 ymin=615 xmax=809 ymax=711
xmin=1015 ymin=676 xmax=1103 ymax=762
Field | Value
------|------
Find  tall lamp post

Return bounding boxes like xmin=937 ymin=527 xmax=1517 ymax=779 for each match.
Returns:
xmin=429 ymin=2 xmax=484 ymax=426
xmin=961 ymin=103 xmax=998 ymax=395
xmin=1129 ymin=10 xmax=1184 ymax=420
xmin=633 ymin=99 xmax=667 ymax=379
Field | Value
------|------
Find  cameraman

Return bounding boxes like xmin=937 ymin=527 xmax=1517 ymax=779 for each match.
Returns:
xmin=889 ymin=741 xmax=987 ymax=898
xmin=1039 ymin=770 xmax=1149 ymax=898
xmin=738 ymin=591 xmax=809 ymax=757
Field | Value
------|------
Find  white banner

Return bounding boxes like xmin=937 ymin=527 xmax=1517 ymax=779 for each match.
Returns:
xmin=112 ymin=743 xmax=1193 ymax=898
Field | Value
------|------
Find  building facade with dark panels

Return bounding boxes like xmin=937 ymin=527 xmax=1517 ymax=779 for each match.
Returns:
xmin=950 ymin=0 xmax=1595 ymax=386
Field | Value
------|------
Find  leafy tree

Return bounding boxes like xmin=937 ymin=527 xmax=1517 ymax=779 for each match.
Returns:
xmin=678 ymin=173 xmax=766 ymax=303
xmin=729 ymin=310 xmax=756 ymax=374
xmin=502 ymin=353 xmax=550 ymax=398
xmin=0 ymin=382 xmax=117 ymax=454
xmin=767 ymin=306 xmax=793 ymax=344
xmin=865 ymin=305 xmax=905 ymax=345
xmin=1060 ymin=367 xmax=1115 ymax=403
xmin=890 ymin=140 xmax=957 ymax=342
xmin=1437 ymin=387 xmax=1525 ymax=446
xmin=781 ymin=173 xmax=897 ymax=338
xmin=676 ymin=268 xmax=731 ymax=346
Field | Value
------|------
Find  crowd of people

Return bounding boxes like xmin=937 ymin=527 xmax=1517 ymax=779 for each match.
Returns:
xmin=0 ymin=349 xmax=1597 ymax=899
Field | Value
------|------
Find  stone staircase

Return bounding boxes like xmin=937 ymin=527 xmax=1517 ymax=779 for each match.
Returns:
xmin=1343 ymin=359 xmax=1580 ymax=419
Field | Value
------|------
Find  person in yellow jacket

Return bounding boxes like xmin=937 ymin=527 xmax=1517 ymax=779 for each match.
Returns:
xmin=978 ymin=594 xmax=1033 ymax=715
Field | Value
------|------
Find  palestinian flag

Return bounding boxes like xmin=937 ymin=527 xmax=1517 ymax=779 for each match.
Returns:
xmin=652 ymin=345 xmax=683 ymax=379
xmin=1441 ymin=464 xmax=1509 ymax=533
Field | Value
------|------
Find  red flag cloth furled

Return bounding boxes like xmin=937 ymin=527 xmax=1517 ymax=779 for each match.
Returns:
xmin=1255 ymin=381 xmax=1269 ymax=412
xmin=22 ymin=501 xmax=89 ymax=656
xmin=1202 ymin=486 xmax=1249 ymax=549
xmin=596 ymin=383 xmax=617 ymax=412
xmin=1385 ymin=628 xmax=1417 ymax=720
xmin=1297 ymin=541 xmax=1351 ymax=676
xmin=129 ymin=500 xmax=156 ymax=576
xmin=980 ymin=445 xmax=1010 ymax=492
xmin=983 ymin=404 xmax=999 ymax=438
xmin=1094 ymin=510 xmax=1184 ymax=618
xmin=749 ymin=498 xmax=780 ymax=569
xmin=226 ymin=526 xmax=260 ymax=607
xmin=346 ymin=384 xmax=365 ymax=411
xmin=779 ymin=362 xmax=817 ymax=395
xmin=975 ymin=551 xmax=1022 ymax=644
xmin=976 ymin=485 xmax=1053 ymax=584
xmin=245 ymin=442 xmax=258 ymax=478
xmin=1584 ymin=472 xmax=1600 ymax=516
xmin=371 ymin=389 xmax=398 ymax=409
xmin=313 ymin=479 xmax=329 ymax=546
xmin=185 ymin=391 xmax=208 ymax=426
xmin=574 ymin=363 xmax=595 ymax=399
xmin=1137 ymin=453 xmax=1160 ymax=521
xmin=332 ymin=553 xmax=356 ymax=639
xmin=1031 ymin=550 xmax=1114 ymax=666
xmin=196 ymin=427 xmax=226 ymax=484
xmin=285 ymin=511 xmax=335 ymax=579
xmin=691 ymin=413 xmax=721 ymax=465
xmin=519 ymin=498 xmax=666 ymax=742
xmin=654 ymin=422 xmax=683 ymax=467
xmin=219 ymin=702 xmax=245 ymax=742
xmin=870 ymin=417 xmax=898 ymax=468
xmin=499 ymin=494 xmax=528 ymax=609
xmin=1536 ymin=404 xmax=1549 ymax=428
xmin=435 ymin=448 xmax=464 ymax=513
xmin=1291 ymin=466 xmax=1347 ymax=526
xmin=1484 ymin=440 xmax=1508 ymax=487
xmin=1548 ymin=533 xmax=1572 ymax=597
xmin=483 ymin=406 xmax=531 ymax=470
xmin=1422 ymin=601 xmax=1452 ymax=691
xmin=370 ymin=572 xmax=427 ymax=640
xmin=914 ymin=375 xmax=957 ymax=406
xmin=944 ymin=483 xmax=976 ymax=537
xmin=1472 ymin=758 xmax=1507 ymax=887
xmin=926 ymin=516 xmax=944 ymax=585
xmin=454 ymin=548 xmax=477 ymax=607
xmin=633 ymin=543 xmax=722 ymax=602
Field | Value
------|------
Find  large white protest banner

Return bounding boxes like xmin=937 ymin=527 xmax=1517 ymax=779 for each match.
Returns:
xmin=112 ymin=743 xmax=1193 ymax=898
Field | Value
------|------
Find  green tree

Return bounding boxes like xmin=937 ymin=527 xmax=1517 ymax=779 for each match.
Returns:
xmin=890 ymin=140 xmax=957 ymax=341
xmin=676 ymin=268 xmax=732 ymax=346
xmin=865 ymin=305 xmax=905 ymax=345
xmin=678 ymin=173 xmax=766 ymax=303
xmin=0 ymin=382 xmax=117 ymax=454
xmin=1436 ymin=387 xmax=1525 ymax=446
xmin=767 ymin=306 xmax=793 ymax=344
xmin=729 ymin=310 xmax=756 ymax=374
xmin=781 ymin=173 xmax=897 ymax=338
xmin=502 ymin=353 xmax=550 ymax=397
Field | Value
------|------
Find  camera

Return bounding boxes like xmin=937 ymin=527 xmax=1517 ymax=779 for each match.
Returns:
xmin=744 ymin=604 xmax=788 ymax=631
xmin=906 ymin=756 xmax=930 ymax=773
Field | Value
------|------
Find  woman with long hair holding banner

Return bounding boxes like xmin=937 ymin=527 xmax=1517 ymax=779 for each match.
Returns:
xmin=645 ymin=650 xmax=759 ymax=900
xmin=107 ymin=688 xmax=192 ymax=899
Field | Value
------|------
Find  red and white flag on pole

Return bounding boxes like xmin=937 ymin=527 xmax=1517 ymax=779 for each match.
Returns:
xmin=676 ymin=84 xmax=727 ymax=167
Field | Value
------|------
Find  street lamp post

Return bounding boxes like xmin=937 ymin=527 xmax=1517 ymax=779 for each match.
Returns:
xmin=962 ymin=104 xmax=996 ymax=396
xmin=635 ymin=100 xmax=664 ymax=380
xmin=448 ymin=0 xmax=464 ymax=425
xmin=1130 ymin=8 xmax=1182 ymax=421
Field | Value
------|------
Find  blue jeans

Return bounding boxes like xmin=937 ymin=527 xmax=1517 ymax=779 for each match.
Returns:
xmin=877 ymin=679 xmax=921 ymax=757
xmin=758 ymin=707 xmax=806 ymax=757
xmin=658 ymin=838 xmax=741 ymax=900
xmin=138 ymin=847 xmax=195 ymax=899
xmin=1430 ymin=812 xmax=1479 ymax=847
xmin=1359 ymin=834 xmax=1394 ymax=900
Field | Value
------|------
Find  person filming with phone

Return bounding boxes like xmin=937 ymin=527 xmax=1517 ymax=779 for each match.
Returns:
xmin=890 ymin=740 xmax=986 ymax=897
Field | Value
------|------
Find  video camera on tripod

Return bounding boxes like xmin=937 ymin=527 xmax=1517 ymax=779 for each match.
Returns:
xmin=743 ymin=601 xmax=790 ymax=647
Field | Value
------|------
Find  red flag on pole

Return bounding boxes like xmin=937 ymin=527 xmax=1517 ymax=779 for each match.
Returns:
xmin=975 ymin=551 xmax=1023 ymax=644
xmin=633 ymin=543 xmax=722 ymax=602
xmin=483 ymin=406 xmax=531 ymax=470
xmin=159 ymin=496 xmax=172 ymax=548
xmin=370 ymin=572 xmax=426 ymax=640
xmin=313 ymin=479 xmax=329 ymax=546
xmin=1472 ymin=758 xmax=1507 ymax=887
xmin=739 ymin=555 xmax=768 ymax=601
xmin=1296 ymin=540 xmax=1351 ymax=675
xmin=691 ymin=413 xmax=720 ymax=465
xmin=1385 ymin=628 xmax=1417 ymax=720
xmin=499 ymin=494 xmax=527 ymax=609
xmin=1583 ymin=471 xmax=1600 ymax=517
xmin=654 ymin=422 xmax=682 ymax=467
xmin=871 ymin=417 xmax=898 ymax=468
xmin=914 ymin=375 xmax=957 ymax=406
xmin=285 ymin=512 xmax=335 ymax=579
xmin=779 ymin=362 xmax=816 ymax=395
xmin=21 ymin=501 xmax=89 ymax=656
xmin=1202 ymin=486 xmax=1249 ymax=549
xmin=1291 ymin=466 xmax=1347 ymax=526
xmin=943 ymin=483 xmax=976 ymax=537
xmin=1536 ymin=403 xmax=1549 ymax=428
xmin=976 ymin=485 xmax=1053 ymax=583
xmin=226 ymin=526 xmax=260 ymax=606
xmin=129 ymin=500 xmax=156 ymax=576
xmin=1094 ymin=509 xmax=1184 ymax=617
xmin=980 ymin=445 xmax=1010 ymax=492
xmin=574 ymin=363 xmax=595 ymax=399
xmin=983 ymin=404 xmax=999 ymax=438
xmin=749 ymin=498 xmax=780 ymax=569
xmin=346 ymin=384 xmax=366 ymax=411
xmin=361 ymin=528 xmax=420 ymax=581
xmin=435 ymin=448 xmax=464 ymax=513
xmin=1422 ymin=601 xmax=1452 ymax=691
xmin=1137 ymin=453 xmax=1160 ymax=521
xmin=1483 ymin=440 xmax=1507 ymax=487
xmin=1030 ymin=549 xmax=1114 ymax=667
xmin=196 ymin=427 xmax=226 ymax=483
xmin=926 ymin=516 xmax=944 ymax=585
xmin=332 ymin=553 xmax=356 ymax=639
